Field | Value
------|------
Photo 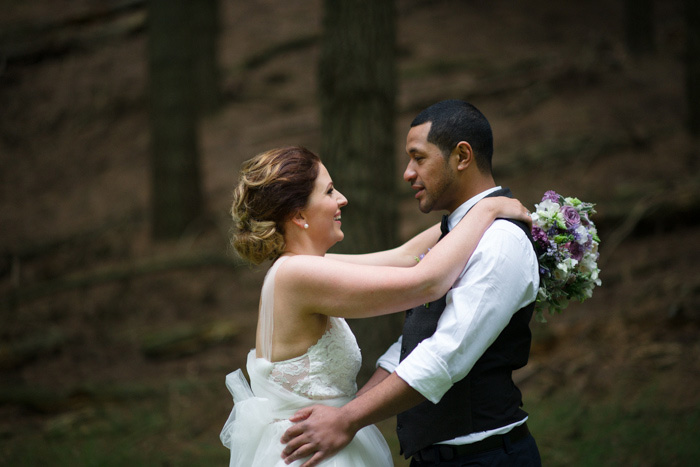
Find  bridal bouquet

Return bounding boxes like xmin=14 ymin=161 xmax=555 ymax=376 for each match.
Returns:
xmin=531 ymin=190 xmax=601 ymax=322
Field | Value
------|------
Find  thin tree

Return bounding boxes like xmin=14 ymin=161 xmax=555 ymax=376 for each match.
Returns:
xmin=147 ymin=0 xmax=203 ymax=239
xmin=686 ymin=0 xmax=700 ymax=135
xmin=318 ymin=0 xmax=399 ymax=382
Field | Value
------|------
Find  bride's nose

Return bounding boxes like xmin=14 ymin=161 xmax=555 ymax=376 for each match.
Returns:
xmin=336 ymin=191 xmax=348 ymax=207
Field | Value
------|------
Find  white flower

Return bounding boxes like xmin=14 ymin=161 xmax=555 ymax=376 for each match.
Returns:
xmin=533 ymin=200 xmax=563 ymax=229
xmin=575 ymin=225 xmax=589 ymax=244
xmin=582 ymin=286 xmax=593 ymax=299
xmin=537 ymin=199 xmax=560 ymax=217
xmin=559 ymin=257 xmax=579 ymax=273
xmin=579 ymin=254 xmax=596 ymax=273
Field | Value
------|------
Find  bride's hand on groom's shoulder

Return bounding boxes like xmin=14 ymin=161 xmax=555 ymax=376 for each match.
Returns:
xmin=477 ymin=196 xmax=533 ymax=228
xmin=281 ymin=405 xmax=354 ymax=467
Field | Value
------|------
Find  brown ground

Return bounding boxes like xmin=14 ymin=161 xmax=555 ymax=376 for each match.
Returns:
xmin=1 ymin=0 xmax=699 ymax=465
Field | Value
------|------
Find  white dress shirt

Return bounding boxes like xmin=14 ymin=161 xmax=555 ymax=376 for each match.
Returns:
xmin=377 ymin=187 xmax=540 ymax=444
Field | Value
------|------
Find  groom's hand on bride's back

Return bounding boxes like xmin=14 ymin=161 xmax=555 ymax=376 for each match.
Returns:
xmin=281 ymin=405 xmax=354 ymax=466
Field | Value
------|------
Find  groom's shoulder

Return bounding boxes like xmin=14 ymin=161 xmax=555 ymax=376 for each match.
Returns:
xmin=485 ymin=219 xmax=533 ymax=249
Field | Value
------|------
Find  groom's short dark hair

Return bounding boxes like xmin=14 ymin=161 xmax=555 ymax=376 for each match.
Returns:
xmin=411 ymin=100 xmax=493 ymax=174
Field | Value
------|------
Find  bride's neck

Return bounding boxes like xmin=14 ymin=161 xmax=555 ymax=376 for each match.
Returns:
xmin=282 ymin=238 xmax=328 ymax=257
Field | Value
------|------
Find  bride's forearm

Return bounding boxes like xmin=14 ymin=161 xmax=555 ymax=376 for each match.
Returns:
xmin=412 ymin=206 xmax=495 ymax=299
xmin=412 ymin=197 xmax=527 ymax=302
xmin=327 ymin=223 xmax=441 ymax=267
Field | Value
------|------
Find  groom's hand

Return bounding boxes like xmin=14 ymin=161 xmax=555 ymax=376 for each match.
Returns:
xmin=281 ymin=405 xmax=355 ymax=467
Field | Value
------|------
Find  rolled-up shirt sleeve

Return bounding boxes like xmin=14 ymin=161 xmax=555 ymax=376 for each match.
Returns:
xmin=376 ymin=336 xmax=402 ymax=373
xmin=394 ymin=221 xmax=539 ymax=404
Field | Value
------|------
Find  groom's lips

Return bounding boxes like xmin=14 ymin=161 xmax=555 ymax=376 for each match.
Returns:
xmin=412 ymin=185 xmax=425 ymax=199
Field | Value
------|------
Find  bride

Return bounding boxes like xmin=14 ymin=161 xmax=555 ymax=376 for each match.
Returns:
xmin=220 ymin=146 xmax=530 ymax=466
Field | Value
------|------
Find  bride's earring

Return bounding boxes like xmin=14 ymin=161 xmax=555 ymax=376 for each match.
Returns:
xmin=304 ymin=223 xmax=309 ymax=229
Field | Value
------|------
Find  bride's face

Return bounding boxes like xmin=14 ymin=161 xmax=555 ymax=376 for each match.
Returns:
xmin=301 ymin=163 xmax=348 ymax=248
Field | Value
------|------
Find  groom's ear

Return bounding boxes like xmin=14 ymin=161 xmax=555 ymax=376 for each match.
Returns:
xmin=454 ymin=141 xmax=474 ymax=171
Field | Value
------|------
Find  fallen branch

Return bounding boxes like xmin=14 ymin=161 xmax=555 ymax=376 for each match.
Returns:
xmin=1 ymin=1 xmax=146 ymax=65
xmin=0 ymin=380 xmax=157 ymax=414
xmin=599 ymin=194 xmax=662 ymax=267
xmin=141 ymin=320 xmax=239 ymax=360
xmin=2 ymin=252 xmax=246 ymax=308
xmin=0 ymin=328 xmax=69 ymax=370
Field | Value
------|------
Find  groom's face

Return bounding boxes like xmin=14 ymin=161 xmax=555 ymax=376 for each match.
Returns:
xmin=404 ymin=122 xmax=459 ymax=213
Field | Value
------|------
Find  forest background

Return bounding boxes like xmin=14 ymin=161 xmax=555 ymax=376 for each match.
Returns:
xmin=1 ymin=0 xmax=699 ymax=466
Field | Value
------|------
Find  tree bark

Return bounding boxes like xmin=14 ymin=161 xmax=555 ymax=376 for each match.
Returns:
xmin=318 ymin=0 xmax=400 ymax=382
xmin=191 ymin=0 xmax=221 ymax=115
xmin=147 ymin=0 xmax=203 ymax=239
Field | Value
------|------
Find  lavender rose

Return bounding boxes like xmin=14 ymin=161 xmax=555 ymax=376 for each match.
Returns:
xmin=566 ymin=241 xmax=584 ymax=261
xmin=561 ymin=205 xmax=581 ymax=228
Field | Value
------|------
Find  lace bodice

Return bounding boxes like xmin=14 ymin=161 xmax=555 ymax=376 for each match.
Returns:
xmin=257 ymin=257 xmax=361 ymax=400
xmin=269 ymin=318 xmax=361 ymax=399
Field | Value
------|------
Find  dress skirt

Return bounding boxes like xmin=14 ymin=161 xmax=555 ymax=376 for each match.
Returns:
xmin=220 ymin=351 xmax=393 ymax=467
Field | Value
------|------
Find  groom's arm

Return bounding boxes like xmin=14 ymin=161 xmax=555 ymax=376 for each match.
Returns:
xmin=357 ymin=337 xmax=401 ymax=397
xmin=281 ymin=372 xmax=425 ymax=467
xmin=356 ymin=367 xmax=390 ymax=397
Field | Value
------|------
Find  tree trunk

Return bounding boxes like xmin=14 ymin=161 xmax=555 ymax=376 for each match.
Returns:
xmin=192 ymin=0 xmax=221 ymax=115
xmin=624 ymin=0 xmax=655 ymax=55
xmin=318 ymin=0 xmax=399 ymax=383
xmin=147 ymin=0 xmax=203 ymax=239
xmin=686 ymin=0 xmax=700 ymax=135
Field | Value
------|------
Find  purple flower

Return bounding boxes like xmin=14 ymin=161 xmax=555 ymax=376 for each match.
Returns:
xmin=532 ymin=226 xmax=548 ymax=246
xmin=561 ymin=206 xmax=581 ymax=228
xmin=566 ymin=242 xmax=584 ymax=261
xmin=542 ymin=190 xmax=560 ymax=203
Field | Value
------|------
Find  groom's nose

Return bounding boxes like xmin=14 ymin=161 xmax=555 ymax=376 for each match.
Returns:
xmin=403 ymin=162 xmax=416 ymax=183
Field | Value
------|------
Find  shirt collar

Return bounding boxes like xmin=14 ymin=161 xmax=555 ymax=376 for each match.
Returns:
xmin=446 ymin=186 xmax=502 ymax=231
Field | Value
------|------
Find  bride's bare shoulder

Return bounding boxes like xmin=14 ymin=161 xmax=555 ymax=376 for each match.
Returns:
xmin=276 ymin=254 xmax=335 ymax=276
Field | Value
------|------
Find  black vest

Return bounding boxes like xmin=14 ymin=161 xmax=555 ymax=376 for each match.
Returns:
xmin=397 ymin=188 xmax=536 ymax=457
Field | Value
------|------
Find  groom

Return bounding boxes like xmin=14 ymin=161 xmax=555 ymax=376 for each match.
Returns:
xmin=282 ymin=100 xmax=542 ymax=466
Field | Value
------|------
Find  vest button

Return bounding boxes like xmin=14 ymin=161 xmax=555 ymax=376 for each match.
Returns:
xmin=406 ymin=310 xmax=412 ymax=316
xmin=400 ymin=347 xmax=406 ymax=356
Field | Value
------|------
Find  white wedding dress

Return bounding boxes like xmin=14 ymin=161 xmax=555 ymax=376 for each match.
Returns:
xmin=220 ymin=257 xmax=393 ymax=466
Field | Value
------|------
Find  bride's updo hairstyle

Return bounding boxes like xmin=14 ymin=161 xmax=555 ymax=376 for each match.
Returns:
xmin=231 ymin=147 xmax=320 ymax=264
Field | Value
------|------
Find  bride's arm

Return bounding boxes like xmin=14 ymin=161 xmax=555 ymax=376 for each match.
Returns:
xmin=325 ymin=223 xmax=441 ymax=267
xmin=278 ymin=197 xmax=530 ymax=319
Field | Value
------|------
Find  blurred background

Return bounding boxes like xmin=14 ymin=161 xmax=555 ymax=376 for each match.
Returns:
xmin=1 ymin=0 xmax=698 ymax=465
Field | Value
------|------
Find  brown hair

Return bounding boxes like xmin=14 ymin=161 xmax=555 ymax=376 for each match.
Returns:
xmin=231 ymin=147 xmax=320 ymax=264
